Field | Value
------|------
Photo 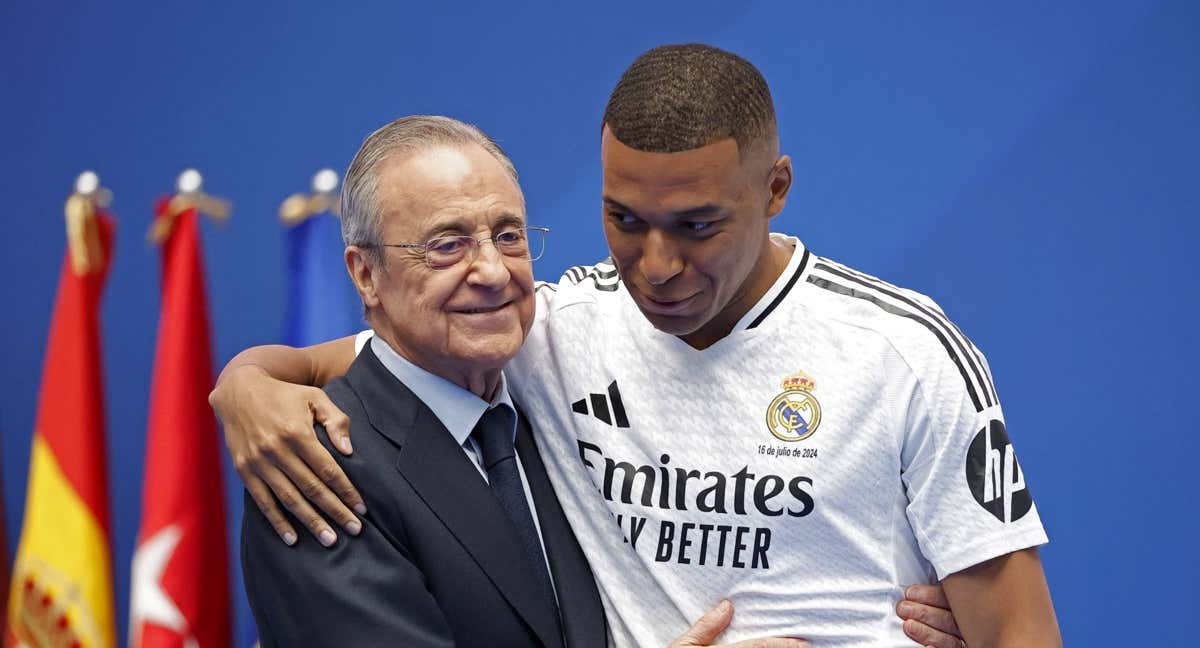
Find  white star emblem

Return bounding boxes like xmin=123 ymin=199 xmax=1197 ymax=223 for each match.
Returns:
xmin=130 ymin=525 xmax=198 ymax=647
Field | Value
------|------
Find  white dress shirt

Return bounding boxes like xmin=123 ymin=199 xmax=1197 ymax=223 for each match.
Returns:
xmin=365 ymin=334 xmax=556 ymax=590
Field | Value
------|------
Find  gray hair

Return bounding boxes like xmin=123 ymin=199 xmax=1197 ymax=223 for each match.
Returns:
xmin=340 ymin=115 xmax=521 ymax=264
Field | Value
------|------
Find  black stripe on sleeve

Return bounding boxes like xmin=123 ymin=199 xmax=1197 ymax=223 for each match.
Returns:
xmin=746 ymin=248 xmax=811 ymax=330
xmin=813 ymin=262 xmax=995 ymax=409
xmin=815 ymin=260 xmax=997 ymax=404
xmin=806 ymin=275 xmax=985 ymax=412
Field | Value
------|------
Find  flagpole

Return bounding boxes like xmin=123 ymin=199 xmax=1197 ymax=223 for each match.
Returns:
xmin=147 ymin=169 xmax=231 ymax=244
xmin=279 ymin=168 xmax=339 ymax=225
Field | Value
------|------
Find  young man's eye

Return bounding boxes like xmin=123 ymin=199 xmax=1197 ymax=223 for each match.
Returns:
xmin=683 ymin=220 xmax=716 ymax=232
xmin=608 ymin=211 xmax=640 ymax=226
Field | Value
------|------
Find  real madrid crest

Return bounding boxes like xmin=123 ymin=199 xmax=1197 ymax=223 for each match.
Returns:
xmin=766 ymin=371 xmax=822 ymax=442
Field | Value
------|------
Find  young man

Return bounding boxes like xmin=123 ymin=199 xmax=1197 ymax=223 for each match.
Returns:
xmin=213 ymin=45 xmax=1059 ymax=646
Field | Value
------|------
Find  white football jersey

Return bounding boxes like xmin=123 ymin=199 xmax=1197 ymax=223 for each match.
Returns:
xmin=354 ymin=234 xmax=1047 ymax=647
xmin=505 ymin=235 xmax=1048 ymax=647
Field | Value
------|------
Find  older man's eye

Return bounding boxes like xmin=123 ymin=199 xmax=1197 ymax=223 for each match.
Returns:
xmin=495 ymin=229 xmax=526 ymax=246
xmin=429 ymin=238 xmax=467 ymax=254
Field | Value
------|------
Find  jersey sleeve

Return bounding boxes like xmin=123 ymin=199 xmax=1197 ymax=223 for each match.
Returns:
xmin=900 ymin=333 xmax=1048 ymax=580
xmin=353 ymin=329 xmax=373 ymax=355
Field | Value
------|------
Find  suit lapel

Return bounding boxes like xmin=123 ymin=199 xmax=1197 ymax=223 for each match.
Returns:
xmin=516 ymin=416 xmax=607 ymax=648
xmin=346 ymin=347 xmax=563 ymax=648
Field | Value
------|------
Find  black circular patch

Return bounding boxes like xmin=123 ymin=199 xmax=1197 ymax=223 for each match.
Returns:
xmin=965 ymin=420 xmax=1033 ymax=523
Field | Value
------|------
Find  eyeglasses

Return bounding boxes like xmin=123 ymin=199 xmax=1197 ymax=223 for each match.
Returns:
xmin=373 ymin=226 xmax=549 ymax=270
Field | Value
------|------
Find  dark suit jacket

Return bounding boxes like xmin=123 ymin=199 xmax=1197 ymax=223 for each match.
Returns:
xmin=242 ymin=345 xmax=607 ymax=647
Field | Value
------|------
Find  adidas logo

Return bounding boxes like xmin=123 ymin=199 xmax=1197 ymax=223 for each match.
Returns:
xmin=571 ymin=380 xmax=630 ymax=428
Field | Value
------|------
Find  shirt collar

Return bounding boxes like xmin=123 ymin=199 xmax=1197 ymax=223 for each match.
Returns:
xmin=370 ymin=335 xmax=515 ymax=447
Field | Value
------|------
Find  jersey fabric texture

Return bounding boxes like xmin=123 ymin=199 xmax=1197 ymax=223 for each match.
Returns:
xmin=356 ymin=234 xmax=1048 ymax=646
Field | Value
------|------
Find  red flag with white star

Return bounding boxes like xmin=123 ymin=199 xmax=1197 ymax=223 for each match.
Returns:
xmin=129 ymin=199 xmax=230 ymax=648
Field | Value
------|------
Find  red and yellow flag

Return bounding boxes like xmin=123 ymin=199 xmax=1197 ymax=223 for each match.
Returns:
xmin=129 ymin=199 xmax=230 ymax=648
xmin=6 ymin=198 xmax=116 ymax=648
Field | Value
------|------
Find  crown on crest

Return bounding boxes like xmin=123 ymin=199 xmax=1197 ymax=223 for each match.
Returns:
xmin=781 ymin=371 xmax=817 ymax=392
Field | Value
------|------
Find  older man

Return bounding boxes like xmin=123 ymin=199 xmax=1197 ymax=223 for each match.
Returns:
xmin=240 ymin=116 xmax=609 ymax=648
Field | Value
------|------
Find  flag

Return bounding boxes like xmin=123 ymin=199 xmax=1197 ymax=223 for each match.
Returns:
xmin=6 ymin=203 xmax=116 ymax=648
xmin=228 ymin=196 xmax=360 ymax=648
xmin=129 ymin=200 xmax=230 ymax=648
xmin=283 ymin=209 xmax=360 ymax=346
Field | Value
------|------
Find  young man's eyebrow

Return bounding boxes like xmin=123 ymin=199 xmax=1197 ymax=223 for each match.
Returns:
xmin=602 ymin=197 xmax=633 ymax=213
xmin=603 ymin=198 xmax=724 ymax=219
xmin=671 ymin=204 xmax=724 ymax=219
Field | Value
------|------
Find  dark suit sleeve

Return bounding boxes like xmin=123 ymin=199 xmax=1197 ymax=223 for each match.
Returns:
xmin=242 ymin=489 xmax=456 ymax=648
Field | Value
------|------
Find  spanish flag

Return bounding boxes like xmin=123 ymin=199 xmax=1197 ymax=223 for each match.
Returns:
xmin=6 ymin=191 xmax=116 ymax=648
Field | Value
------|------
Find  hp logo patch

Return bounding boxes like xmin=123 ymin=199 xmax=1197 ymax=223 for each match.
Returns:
xmin=965 ymin=420 xmax=1032 ymax=523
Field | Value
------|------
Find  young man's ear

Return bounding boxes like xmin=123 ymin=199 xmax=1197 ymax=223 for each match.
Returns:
xmin=766 ymin=155 xmax=793 ymax=219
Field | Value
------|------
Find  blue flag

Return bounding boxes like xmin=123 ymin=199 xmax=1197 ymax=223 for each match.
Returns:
xmin=283 ymin=210 xmax=362 ymax=346
xmin=234 ymin=209 xmax=362 ymax=648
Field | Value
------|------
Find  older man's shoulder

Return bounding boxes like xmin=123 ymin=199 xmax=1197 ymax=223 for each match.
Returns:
xmin=322 ymin=375 xmax=365 ymax=419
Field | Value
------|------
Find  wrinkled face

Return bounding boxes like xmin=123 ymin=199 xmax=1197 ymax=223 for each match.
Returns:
xmin=361 ymin=144 xmax=534 ymax=378
xmin=600 ymin=127 xmax=787 ymax=348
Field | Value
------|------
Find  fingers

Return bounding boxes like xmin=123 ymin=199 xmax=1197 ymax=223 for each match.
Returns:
xmin=669 ymin=602 xmax=809 ymax=648
xmin=671 ymin=600 xmax=733 ymax=646
xmin=900 ymin=585 xmax=960 ymax=640
xmin=244 ymin=474 xmax=298 ymax=546
xmin=274 ymin=449 xmax=363 ymax=538
xmin=904 ymin=584 xmax=951 ymax=609
xmin=259 ymin=463 xmax=342 ymax=547
xmin=897 ymin=600 xmax=961 ymax=638
xmin=722 ymin=639 xmax=811 ymax=648
xmin=292 ymin=424 xmax=367 ymax=517
xmin=311 ymin=389 xmax=354 ymax=456
xmin=900 ymin=617 xmax=964 ymax=648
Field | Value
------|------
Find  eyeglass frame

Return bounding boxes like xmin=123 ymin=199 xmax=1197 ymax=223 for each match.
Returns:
xmin=363 ymin=225 xmax=550 ymax=270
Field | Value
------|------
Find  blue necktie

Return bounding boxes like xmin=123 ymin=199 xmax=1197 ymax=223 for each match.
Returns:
xmin=473 ymin=405 xmax=559 ymax=615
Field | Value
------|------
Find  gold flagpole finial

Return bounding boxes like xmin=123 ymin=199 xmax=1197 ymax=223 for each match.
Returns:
xmin=65 ymin=170 xmax=111 ymax=275
xmin=148 ymin=168 xmax=232 ymax=245
xmin=279 ymin=168 xmax=340 ymax=225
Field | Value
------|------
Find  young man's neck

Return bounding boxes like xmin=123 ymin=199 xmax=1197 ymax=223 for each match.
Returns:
xmin=679 ymin=236 xmax=794 ymax=350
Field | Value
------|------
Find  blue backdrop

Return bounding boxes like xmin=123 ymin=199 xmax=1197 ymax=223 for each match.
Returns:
xmin=3 ymin=1 xmax=1197 ymax=645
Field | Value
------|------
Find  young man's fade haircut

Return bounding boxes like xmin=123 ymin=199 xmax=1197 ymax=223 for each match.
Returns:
xmin=602 ymin=43 xmax=778 ymax=155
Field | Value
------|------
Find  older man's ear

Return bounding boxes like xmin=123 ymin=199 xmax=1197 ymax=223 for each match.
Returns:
xmin=345 ymin=245 xmax=381 ymax=309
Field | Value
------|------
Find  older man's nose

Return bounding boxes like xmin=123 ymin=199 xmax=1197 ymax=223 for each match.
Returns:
xmin=466 ymin=241 xmax=511 ymax=287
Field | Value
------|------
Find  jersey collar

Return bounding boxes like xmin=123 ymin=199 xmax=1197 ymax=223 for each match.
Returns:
xmin=730 ymin=234 xmax=812 ymax=334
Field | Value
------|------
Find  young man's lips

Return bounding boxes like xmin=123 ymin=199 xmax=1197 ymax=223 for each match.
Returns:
xmin=639 ymin=293 xmax=699 ymax=316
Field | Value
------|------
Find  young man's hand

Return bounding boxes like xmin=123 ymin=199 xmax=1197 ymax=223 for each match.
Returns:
xmin=671 ymin=600 xmax=810 ymax=648
xmin=210 ymin=363 xmax=363 ymax=546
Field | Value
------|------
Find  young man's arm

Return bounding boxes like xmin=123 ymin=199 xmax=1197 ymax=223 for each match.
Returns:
xmin=210 ymin=335 xmax=965 ymax=643
xmin=941 ymin=548 xmax=1061 ymax=647
xmin=209 ymin=335 xmax=360 ymax=545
